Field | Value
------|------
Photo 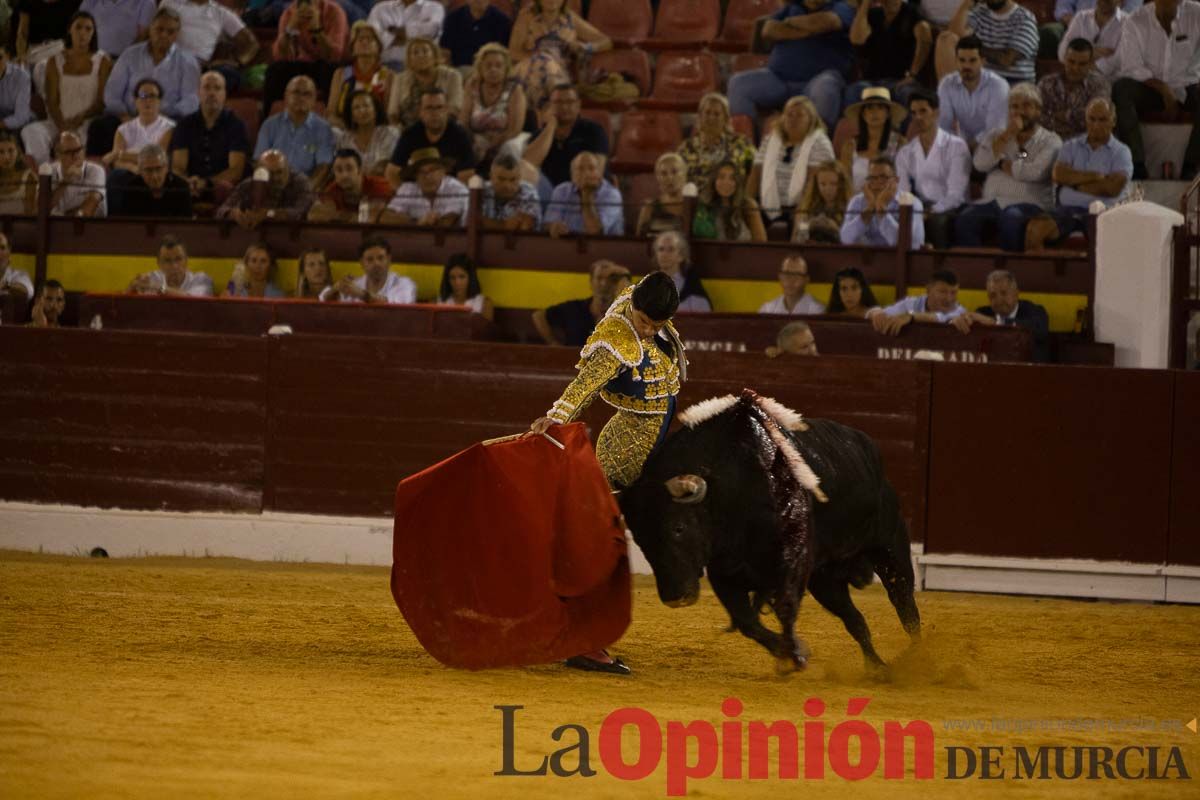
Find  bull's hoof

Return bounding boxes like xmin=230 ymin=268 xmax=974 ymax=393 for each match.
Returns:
xmin=774 ymin=653 xmax=807 ymax=675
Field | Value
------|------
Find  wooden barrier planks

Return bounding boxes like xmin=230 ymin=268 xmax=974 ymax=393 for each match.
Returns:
xmin=0 ymin=327 xmax=268 ymax=512
xmin=925 ymin=362 xmax=1175 ymax=563
xmin=1168 ymin=370 xmax=1200 ymax=566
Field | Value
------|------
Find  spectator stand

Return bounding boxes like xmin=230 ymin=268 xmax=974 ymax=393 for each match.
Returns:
xmin=7 ymin=172 xmax=1102 ymax=360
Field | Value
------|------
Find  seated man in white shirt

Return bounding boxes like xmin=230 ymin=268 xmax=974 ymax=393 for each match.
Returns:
xmin=0 ymin=232 xmax=35 ymax=307
xmin=369 ymin=0 xmax=445 ymax=69
xmin=379 ymin=147 xmax=469 ymax=227
xmin=163 ymin=0 xmax=259 ymax=91
xmin=896 ymin=89 xmax=971 ymax=249
xmin=758 ymin=254 xmax=826 ymax=316
xmin=127 ymin=235 xmax=215 ymax=296
xmin=321 ymin=234 xmax=417 ymax=304
xmin=1112 ymin=0 xmax=1200 ymax=180
xmin=867 ymin=268 xmax=967 ymax=336
xmin=840 ymin=156 xmax=925 ymax=248
xmin=49 ymin=131 xmax=107 ymax=217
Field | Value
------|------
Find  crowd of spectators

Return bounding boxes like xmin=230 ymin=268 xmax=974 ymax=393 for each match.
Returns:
xmin=0 ymin=0 xmax=1188 ymax=351
xmin=2 ymin=0 xmax=1190 ymax=252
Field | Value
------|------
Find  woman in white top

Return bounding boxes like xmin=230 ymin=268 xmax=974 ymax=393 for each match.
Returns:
xmin=436 ymin=253 xmax=494 ymax=321
xmin=104 ymin=78 xmax=175 ymax=174
xmin=20 ymin=11 xmax=111 ymax=164
xmin=335 ymin=90 xmax=399 ymax=177
xmin=839 ymin=87 xmax=907 ymax=192
xmin=749 ymin=95 xmax=835 ymax=222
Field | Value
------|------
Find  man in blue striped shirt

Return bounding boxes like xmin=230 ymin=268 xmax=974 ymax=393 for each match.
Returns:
xmin=939 ymin=0 xmax=1040 ymax=85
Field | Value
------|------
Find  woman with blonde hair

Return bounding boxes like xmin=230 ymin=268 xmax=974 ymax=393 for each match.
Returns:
xmin=509 ymin=0 xmax=611 ymax=108
xmin=793 ymin=160 xmax=852 ymax=243
xmin=692 ymin=160 xmax=767 ymax=242
xmin=749 ymin=95 xmax=834 ymax=222
xmin=462 ymin=42 xmax=527 ymax=164
xmin=676 ymin=92 xmax=756 ymax=187
xmin=635 ymin=152 xmax=687 ymax=237
xmin=388 ymin=37 xmax=464 ymax=127
xmin=225 ymin=243 xmax=286 ymax=298
xmin=327 ymin=21 xmax=395 ymax=131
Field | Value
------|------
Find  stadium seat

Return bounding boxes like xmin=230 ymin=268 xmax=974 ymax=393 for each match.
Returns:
xmin=611 ymin=110 xmax=684 ymax=173
xmin=579 ymin=108 xmax=613 ymax=144
xmin=831 ymin=117 xmax=857 ymax=159
xmin=621 ymin=171 xmax=663 ymax=233
xmin=226 ymin=97 xmax=263 ymax=150
xmin=1019 ymin=0 xmax=1056 ymax=24
xmin=730 ymin=51 xmax=770 ymax=74
xmin=585 ymin=47 xmax=653 ymax=99
xmin=730 ymin=114 xmax=756 ymax=143
xmin=715 ymin=0 xmax=784 ymax=51
xmin=646 ymin=0 xmax=722 ymax=49
xmin=641 ymin=50 xmax=719 ymax=111
xmin=588 ymin=0 xmax=653 ymax=45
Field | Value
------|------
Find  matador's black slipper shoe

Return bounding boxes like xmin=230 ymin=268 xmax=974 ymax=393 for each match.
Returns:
xmin=564 ymin=655 xmax=632 ymax=675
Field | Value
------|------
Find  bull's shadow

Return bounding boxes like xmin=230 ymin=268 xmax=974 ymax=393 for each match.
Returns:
xmin=619 ymin=390 xmax=922 ymax=674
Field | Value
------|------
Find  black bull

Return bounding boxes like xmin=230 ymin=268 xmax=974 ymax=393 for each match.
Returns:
xmin=619 ymin=394 xmax=921 ymax=671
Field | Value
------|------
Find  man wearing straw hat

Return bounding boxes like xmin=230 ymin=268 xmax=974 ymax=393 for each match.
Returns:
xmin=379 ymin=145 xmax=468 ymax=226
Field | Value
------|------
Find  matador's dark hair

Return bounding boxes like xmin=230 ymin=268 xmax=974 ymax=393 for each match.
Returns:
xmin=631 ymin=271 xmax=679 ymax=322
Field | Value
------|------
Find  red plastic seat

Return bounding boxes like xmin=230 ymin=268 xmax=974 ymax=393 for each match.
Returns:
xmin=1019 ymin=0 xmax=1056 ymax=24
xmin=641 ymin=50 xmax=720 ymax=111
xmin=611 ymin=110 xmax=684 ymax=173
xmin=226 ymin=97 xmax=263 ymax=150
xmin=730 ymin=51 xmax=770 ymax=74
xmin=730 ymin=113 xmax=756 ymax=143
xmin=586 ymin=48 xmax=652 ymax=97
xmin=646 ymin=0 xmax=721 ymax=49
xmin=588 ymin=0 xmax=653 ymax=45
xmin=622 ymin=171 xmax=662 ymax=211
xmin=717 ymin=0 xmax=784 ymax=51
xmin=831 ymin=117 xmax=857 ymax=158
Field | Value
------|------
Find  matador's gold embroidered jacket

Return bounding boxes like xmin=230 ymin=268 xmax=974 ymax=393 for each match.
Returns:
xmin=544 ymin=290 xmax=687 ymax=488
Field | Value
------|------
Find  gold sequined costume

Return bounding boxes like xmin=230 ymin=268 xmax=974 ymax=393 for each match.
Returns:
xmin=545 ymin=285 xmax=687 ymax=489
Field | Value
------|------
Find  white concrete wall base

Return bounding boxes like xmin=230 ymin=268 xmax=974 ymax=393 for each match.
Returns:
xmin=0 ymin=501 xmax=658 ymax=574
xmin=7 ymin=503 xmax=1189 ymax=604
xmin=921 ymin=553 xmax=1198 ymax=604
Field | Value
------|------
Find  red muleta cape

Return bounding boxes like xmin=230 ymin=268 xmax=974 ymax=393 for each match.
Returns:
xmin=391 ymin=423 xmax=631 ymax=669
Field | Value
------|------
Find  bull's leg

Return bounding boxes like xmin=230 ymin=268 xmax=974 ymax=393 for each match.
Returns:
xmin=807 ymin=570 xmax=885 ymax=668
xmin=708 ymin=573 xmax=789 ymax=659
xmin=871 ymin=494 xmax=922 ymax=639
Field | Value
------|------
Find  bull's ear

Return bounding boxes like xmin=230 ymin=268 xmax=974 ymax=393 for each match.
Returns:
xmin=665 ymin=475 xmax=707 ymax=504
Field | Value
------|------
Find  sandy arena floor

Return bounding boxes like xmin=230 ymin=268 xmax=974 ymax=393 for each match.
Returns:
xmin=0 ymin=549 xmax=1197 ymax=799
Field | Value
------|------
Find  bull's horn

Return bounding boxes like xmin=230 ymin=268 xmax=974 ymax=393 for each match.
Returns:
xmin=665 ymin=475 xmax=707 ymax=504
